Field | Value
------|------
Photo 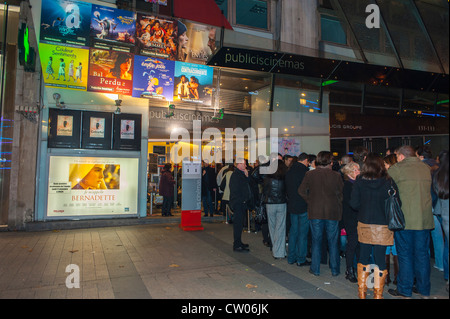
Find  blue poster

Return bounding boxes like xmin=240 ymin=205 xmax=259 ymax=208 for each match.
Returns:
xmin=132 ymin=56 xmax=175 ymax=101
xmin=40 ymin=0 xmax=92 ymax=46
xmin=173 ymin=62 xmax=214 ymax=106
xmin=90 ymin=4 xmax=136 ymax=47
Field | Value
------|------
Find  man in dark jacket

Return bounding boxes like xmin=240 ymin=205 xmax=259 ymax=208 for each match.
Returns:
xmin=285 ymin=152 xmax=310 ymax=266
xmin=159 ymin=163 xmax=175 ymax=216
xmin=202 ymin=160 xmax=217 ymax=217
xmin=229 ymin=158 xmax=253 ymax=252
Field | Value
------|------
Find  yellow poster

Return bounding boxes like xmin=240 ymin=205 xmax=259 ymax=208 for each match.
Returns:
xmin=39 ymin=43 xmax=90 ymax=91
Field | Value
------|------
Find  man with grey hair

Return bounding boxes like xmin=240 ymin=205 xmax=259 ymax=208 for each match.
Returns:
xmin=388 ymin=145 xmax=434 ymax=298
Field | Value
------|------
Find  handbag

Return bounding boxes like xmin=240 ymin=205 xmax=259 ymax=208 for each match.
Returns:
xmin=384 ymin=181 xmax=405 ymax=231
xmin=254 ymin=193 xmax=267 ymax=224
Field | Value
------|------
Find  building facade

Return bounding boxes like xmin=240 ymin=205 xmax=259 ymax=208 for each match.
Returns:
xmin=0 ymin=0 xmax=448 ymax=230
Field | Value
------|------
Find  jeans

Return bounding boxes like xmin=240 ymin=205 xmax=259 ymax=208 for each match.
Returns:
xmin=431 ymin=215 xmax=445 ymax=270
xmin=266 ymin=203 xmax=287 ymax=258
xmin=202 ymin=191 xmax=214 ymax=216
xmin=395 ymin=229 xmax=431 ymax=296
xmin=309 ymin=219 xmax=340 ymax=275
xmin=288 ymin=212 xmax=309 ymax=264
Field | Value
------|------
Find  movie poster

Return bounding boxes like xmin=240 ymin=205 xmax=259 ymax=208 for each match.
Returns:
xmin=40 ymin=0 xmax=92 ymax=47
xmin=89 ymin=117 xmax=105 ymax=138
xmin=47 ymin=156 xmax=139 ymax=217
xmin=173 ymin=62 xmax=214 ymax=105
xmin=278 ymin=137 xmax=301 ymax=157
xmin=120 ymin=120 xmax=135 ymax=139
xmin=175 ymin=20 xmax=217 ymax=64
xmin=90 ymin=4 xmax=136 ymax=48
xmin=56 ymin=115 xmax=74 ymax=136
xmin=39 ymin=43 xmax=89 ymax=91
xmin=132 ymin=55 xmax=175 ymax=100
xmin=135 ymin=13 xmax=176 ymax=60
xmin=87 ymin=48 xmax=134 ymax=95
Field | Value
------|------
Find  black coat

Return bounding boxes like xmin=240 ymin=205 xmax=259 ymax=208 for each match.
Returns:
xmin=285 ymin=162 xmax=308 ymax=214
xmin=263 ymin=176 xmax=287 ymax=204
xmin=342 ymin=179 xmax=358 ymax=232
xmin=350 ymin=177 xmax=401 ymax=226
xmin=229 ymin=169 xmax=253 ymax=211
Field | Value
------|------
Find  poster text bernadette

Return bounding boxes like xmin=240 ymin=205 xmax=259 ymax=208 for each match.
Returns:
xmin=72 ymin=194 xmax=116 ymax=201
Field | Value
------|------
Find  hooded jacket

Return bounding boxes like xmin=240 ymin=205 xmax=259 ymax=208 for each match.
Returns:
xmin=350 ymin=176 xmax=400 ymax=226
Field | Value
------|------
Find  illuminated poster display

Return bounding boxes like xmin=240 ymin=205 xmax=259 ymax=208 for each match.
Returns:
xmin=132 ymin=55 xmax=175 ymax=100
xmin=87 ymin=48 xmax=134 ymax=95
xmin=47 ymin=156 xmax=139 ymax=217
xmin=40 ymin=0 xmax=92 ymax=46
xmin=173 ymin=62 xmax=213 ymax=105
xmin=39 ymin=43 xmax=89 ymax=91
xmin=176 ymin=21 xmax=217 ymax=64
xmin=90 ymin=4 xmax=136 ymax=50
xmin=136 ymin=13 xmax=176 ymax=60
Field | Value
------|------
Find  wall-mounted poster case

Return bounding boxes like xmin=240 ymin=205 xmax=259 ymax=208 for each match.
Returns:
xmin=113 ymin=113 xmax=142 ymax=151
xmin=48 ymin=108 xmax=82 ymax=149
xmin=81 ymin=111 xmax=113 ymax=149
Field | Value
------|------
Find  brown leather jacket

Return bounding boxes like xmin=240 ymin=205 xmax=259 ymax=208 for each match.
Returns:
xmin=298 ymin=166 xmax=344 ymax=221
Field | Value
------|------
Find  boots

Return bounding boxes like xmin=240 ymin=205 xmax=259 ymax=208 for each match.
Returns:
xmin=345 ymin=267 xmax=357 ymax=283
xmin=357 ymin=263 xmax=370 ymax=299
xmin=374 ymin=269 xmax=389 ymax=299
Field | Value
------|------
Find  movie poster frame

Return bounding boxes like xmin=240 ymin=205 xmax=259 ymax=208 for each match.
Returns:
xmin=48 ymin=108 xmax=82 ymax=149
xmin=112 ymin=113 xmax=142 ymax=151
xmin=81 ymin=111 xmax=113 ymax=150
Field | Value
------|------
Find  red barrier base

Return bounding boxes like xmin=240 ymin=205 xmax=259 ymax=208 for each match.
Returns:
xmin=179 ymin=210 xmax=204 ymax=231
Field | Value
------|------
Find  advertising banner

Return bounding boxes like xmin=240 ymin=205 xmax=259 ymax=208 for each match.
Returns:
xmin=173 ymin=62 xmax=213 ymax=105
xmin=47 ymin=156 xmax=139 ymax=217
xmin=87 ymin=48 xmax=134 ymax=95
xmin=90 ymin=4 xmax=136 ymax=49
xmin=39 ymin=43 xmax=89 ymax=91
xmin=176 ymin=21 xmax=217 ymax=64
xmin=278 ymin=137 xmax=301 ymax=157
xmin=40 ymin=0 xmax=92 ymax=47
xmin=132 ymin=55 xmax=175 ymax=100
xmin=135 ymin=13 xmax=176 ymax=60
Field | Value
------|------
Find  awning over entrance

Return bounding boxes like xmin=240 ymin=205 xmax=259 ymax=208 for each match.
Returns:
xmin=173 ymin=0 xmax=233 ymax=30
xmin=207 ymin=46 xmax=449 ymax=94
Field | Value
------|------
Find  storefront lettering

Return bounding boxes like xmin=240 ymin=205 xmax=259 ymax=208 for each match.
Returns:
xmin=331 ymin=124 xmax=362 ymax=130
xmin=418 ymin=125 xmax=436 ymax=132
xmin=225 ymin=52 xmax=304 ymax=71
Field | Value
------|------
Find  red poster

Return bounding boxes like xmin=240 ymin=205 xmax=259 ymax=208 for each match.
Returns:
xmin=87 ymin=48 xmax=133 ymax=95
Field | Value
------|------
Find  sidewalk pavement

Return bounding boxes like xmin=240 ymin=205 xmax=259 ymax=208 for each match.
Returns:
xmin=0 ymin=216 xmax=448 ymax=302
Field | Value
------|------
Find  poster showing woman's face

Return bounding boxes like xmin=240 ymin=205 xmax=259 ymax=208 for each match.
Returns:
xmin=87 ymin=48 xmax=133 ymax=95
xmin=69 ymin=163 xmax=120 ymax=190
xmin=175 ymin=20 xmax=217 ymax=64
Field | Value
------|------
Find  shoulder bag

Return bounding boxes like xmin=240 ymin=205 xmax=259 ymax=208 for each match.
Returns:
xmin=385 ymin=180 xmax=405 ymax=231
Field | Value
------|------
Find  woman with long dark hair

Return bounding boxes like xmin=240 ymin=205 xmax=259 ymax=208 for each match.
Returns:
xmin=350 ymin=153 xmax=401 ymax=299
xmin=433 ymin=150 xmax=449 ymax=292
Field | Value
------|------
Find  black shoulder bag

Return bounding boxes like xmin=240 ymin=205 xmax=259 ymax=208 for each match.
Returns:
xmin=385 ymin=180 xmax=406 ymax=231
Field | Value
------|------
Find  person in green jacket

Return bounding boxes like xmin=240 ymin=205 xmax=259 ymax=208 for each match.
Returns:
xmin=387 ymin=145 xmax=434 ymax=298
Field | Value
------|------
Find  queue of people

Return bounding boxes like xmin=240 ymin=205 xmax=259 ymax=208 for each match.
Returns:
xmin=225 ymin=146 xmax=448 ymax=299
xmin=158 ymin=145 xmax=448 ymax=299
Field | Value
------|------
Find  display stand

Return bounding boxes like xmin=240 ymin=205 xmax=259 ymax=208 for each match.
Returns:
xmin=179 ymin=161 xmax=203 ymax=231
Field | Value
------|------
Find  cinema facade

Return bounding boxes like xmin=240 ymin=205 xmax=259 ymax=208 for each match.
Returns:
xmin=0 ymin=0 xmax=447 ymax=230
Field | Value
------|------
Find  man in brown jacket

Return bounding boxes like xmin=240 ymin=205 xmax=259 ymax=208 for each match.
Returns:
xmin=299 ymin=151 xmax=343 ymax=276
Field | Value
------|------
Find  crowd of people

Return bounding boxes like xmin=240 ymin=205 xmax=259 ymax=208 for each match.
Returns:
xmin=218 ymin=146 xmax=447 ymax=299
xmin=158 ymin=145 xmax=448 ymax=299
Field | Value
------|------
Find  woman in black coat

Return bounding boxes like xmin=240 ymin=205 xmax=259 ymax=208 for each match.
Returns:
xmin=341 ymin=162 xmax=361 ymax=283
